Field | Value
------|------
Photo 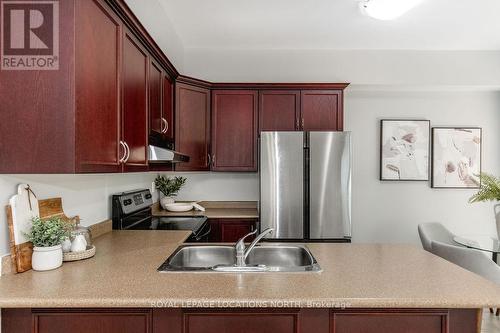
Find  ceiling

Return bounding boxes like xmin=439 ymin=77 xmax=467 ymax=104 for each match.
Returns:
xmin=157 ymin=0 xmax=500 ymax=50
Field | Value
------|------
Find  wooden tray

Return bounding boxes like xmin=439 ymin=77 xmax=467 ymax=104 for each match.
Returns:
xmin=63 ymin=245 xmax=96 ymax=262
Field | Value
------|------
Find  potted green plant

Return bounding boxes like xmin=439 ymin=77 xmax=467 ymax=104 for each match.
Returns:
xmin=25 ymin=217 xmax=70 ymax=271
xmin=469 ymin=172 xmax=500 ymax=236
xmin=155 ymin=175 xmax=187 ymax=209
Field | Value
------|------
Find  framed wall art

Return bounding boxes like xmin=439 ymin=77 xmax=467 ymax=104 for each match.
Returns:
xmin=380 ymin=119 xmax=430 ymax=181
xmin=431 ymin=127 xmax=482 ymax=189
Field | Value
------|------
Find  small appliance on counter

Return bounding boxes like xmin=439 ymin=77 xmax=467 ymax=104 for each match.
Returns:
xmin=111 ymin=189 xmax=210 ymax=242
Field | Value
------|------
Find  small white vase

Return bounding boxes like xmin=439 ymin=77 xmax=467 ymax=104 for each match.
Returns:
xmin=71 ymin=235 xmax=87 ymax=252
xmin=61 ymin=237 xmax=72 ymax=253
xmin=160 ymin=196 xmax=175 ymax=209
xmin=32 ymin=245 xmax=63 ymax=271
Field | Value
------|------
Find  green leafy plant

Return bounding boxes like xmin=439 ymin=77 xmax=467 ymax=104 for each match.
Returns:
xmin=155 ymin=175 xmax=187 ymax=197
xmin=469 ymin=173 xmax=500 ymax=203
xmin=25 ymin=217 xmax=70 ymax=247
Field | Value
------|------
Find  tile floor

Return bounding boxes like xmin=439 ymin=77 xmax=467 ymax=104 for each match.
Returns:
xmin=482 ymin=309 xmax=500 ymax=332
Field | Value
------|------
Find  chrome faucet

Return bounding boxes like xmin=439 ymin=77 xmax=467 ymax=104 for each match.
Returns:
xmin=235 ymin=228 xmax=274 ymax=267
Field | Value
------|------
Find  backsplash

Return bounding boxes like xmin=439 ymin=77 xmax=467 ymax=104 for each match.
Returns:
xmin=0 ymin=172 xmax=258 ymax=256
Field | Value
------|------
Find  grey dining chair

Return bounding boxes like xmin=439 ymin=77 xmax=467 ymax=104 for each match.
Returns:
xmin=431 ymin=240 xmax=500 ymax=315
xmin=431 ymin=240 xmax=500 ymax=285
xmin=417 ymin=222 xmax=456 ymax=253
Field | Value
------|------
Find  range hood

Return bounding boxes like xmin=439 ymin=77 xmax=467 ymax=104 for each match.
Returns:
xmin=148 ymin=145 xmax=190 ymax=164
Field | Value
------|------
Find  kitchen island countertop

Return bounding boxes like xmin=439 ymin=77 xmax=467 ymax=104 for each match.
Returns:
xmin=0 ymin=230 xmax=500 ymax=308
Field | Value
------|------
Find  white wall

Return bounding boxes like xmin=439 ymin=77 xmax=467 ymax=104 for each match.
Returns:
xmin=0 ymin=173 xmax=258 ymax=257
xmin=346 ymin=90 xmax=500 ymax=244
xmin=181 ymin=47 xmax=500 ymax=245
xmin=184 ymin=49 xmax=500 ymax=88
xmin=160 ymin=173 xmax=259 ymax=202
xmin=124 ymin=0 xmax=185 ymax=71
xmin=2 ymin=41 xmax=500 ymax=257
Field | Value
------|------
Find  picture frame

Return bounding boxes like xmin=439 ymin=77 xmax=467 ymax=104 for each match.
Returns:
xmin=431 ymin=127 xmax=482 ymax=189
xmin=380 ymin=119 xmax=431 ymax=181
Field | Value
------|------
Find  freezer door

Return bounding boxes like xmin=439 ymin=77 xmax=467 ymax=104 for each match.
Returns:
xmin=309 ymin=132 xmax=352 ymax=239
xmin=260 ymin=132 xmax=304 ymax=239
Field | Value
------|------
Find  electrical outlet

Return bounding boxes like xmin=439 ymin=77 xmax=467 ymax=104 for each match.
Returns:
xmin=151 ymin=181 xmax=155 ymax=194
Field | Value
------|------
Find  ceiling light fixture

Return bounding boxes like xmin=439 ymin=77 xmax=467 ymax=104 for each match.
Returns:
xmin=359 ymin=0 xmax=425 ymax=20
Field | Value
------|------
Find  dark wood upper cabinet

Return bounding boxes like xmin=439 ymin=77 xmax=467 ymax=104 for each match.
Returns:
xmin=0 ymin=0 xmax=348 ymax=174
xmin=300 ymin=90 xmax=343 ymax=131
xmin=149 ymin=60 xmax=163 ymax=138
xmin=75 ymin=0 xmax=122 ymax=173
xmin=122 ymin=31 xmax=149 ymax=171
xmin=163 ymin=75 xmax=174 ymax=140
xmin=211 ymin=90 xmax=258 ymax=171
xmin=175 ymin=83 xmax=211 ymax=171
xmin=259 ymin=91 xmax=300 ymax=132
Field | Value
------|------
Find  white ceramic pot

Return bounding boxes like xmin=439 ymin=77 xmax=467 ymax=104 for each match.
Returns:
xmin=32 ymin=245 xmax=63 ymax=271
xmin=160 ymin=196 xmax=175 ymax=209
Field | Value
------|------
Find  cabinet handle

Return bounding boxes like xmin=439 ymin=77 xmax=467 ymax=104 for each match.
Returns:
xmin=301 ymin=118 xmax=304 ymax=129
xmin=123 ymin=141 xmax=130 ymax=163
xmin=212 ymin=154 xmax=215 ymax=167
xmin=295 ymin=118 xmax=299 ymax=130
xmin=119 ymin=141 xmax=126 ymax=163
xmin=207 ymin=154 xmax=211 ymax=167
xmin=164 ymin=119 xmax=169 ymax=133
xmin=160 ymin=119 xmax=165 ymax=133
xmin=161 ymin=118 xmax=168 ymax=134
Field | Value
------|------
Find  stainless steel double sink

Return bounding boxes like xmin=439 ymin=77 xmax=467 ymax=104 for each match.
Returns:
xmin=158 ymin=244 xmax=322 ymax=273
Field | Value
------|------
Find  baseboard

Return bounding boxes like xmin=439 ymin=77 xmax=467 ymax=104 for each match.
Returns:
xmin=89 ymin=219 xmax=112 ymax=239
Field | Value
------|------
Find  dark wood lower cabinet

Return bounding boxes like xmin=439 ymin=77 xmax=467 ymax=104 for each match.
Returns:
xmin=2 ymin=308 xmax=152 ymax=333
xmin=207 ymin=219 xmax=257 ymax=242
xmin=1 ymin=308 xmax=481 ymax=333
xmin=332 ymin=309 xmax=447 ymax=333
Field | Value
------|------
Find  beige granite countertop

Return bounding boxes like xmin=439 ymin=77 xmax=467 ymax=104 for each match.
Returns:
xmin=1 ymin=230 xmax=500 ymax=308
xmin=152 ymin=201 xmax=259 ymax=219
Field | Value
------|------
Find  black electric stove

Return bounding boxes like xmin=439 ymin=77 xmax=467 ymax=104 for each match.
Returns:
xmin=111 ymin=189 xmax=210 ymax=242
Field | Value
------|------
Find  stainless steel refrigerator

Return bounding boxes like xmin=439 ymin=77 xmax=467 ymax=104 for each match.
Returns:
xmin=260 ymin=131 xmax=352 ymax=241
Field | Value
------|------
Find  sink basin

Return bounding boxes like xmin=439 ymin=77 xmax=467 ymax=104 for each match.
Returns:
xmin=158 ymin=244 xmax=321 ymax=272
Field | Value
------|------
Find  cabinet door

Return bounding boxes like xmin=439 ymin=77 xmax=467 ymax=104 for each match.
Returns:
xmin=175 ymin=83 xmax=211 ymax=171
xmin=33 ymin=309 xmax=152 ymax=333
xmin=183 ymin=310 xmax=297 ymax=333
xmin=212 ymin=90 xmax=258 ymax=171
xmin=75 ymin=0 xmax=122 ymax=173
xmin=220 ymin=219 xmax=256 ymax=243
xmin=163 ymin=75 xmax=174 ymax=140
xmin=122 ymin=31 xmax=149 ymax=171
xmin=207 ymin=219 xmax=221 ymax=242
xmin=331 ymin=310 xmax=447 ymax=333
xmin=149 ymin=60 xmax=163 ymax=138
xmin=259 ymin=91 xmax=300 ymax=131
xmin=300 ymin=90 xmax=343 ymax=131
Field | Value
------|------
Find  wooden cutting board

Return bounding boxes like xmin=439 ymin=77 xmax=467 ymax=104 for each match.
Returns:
xmin=6 ymin=185 xmax=80 ymax=273
xmin=7 ymin=184 xmax=39 ymax=273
